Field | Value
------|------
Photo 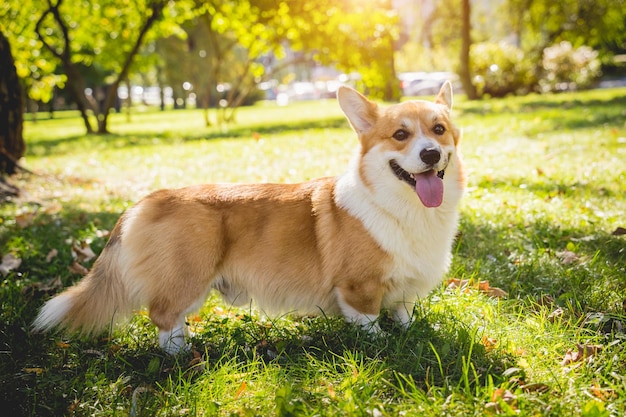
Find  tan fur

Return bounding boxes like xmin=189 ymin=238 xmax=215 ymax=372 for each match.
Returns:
xmin=33 ymin=83 xmax=465 ymax=353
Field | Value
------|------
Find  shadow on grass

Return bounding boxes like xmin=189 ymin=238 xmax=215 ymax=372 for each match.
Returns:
xmin=26 ymin=116 xmax=349 ymax=158
xmin=455 ymin=215 xmax=626 ymax=314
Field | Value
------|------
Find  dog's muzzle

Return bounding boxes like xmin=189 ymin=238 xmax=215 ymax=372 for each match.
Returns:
xmin=389 ymin=160 xmax=445 ymax=187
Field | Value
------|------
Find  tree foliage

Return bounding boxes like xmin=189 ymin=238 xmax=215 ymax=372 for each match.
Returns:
xmin=507 ymin=0 xmax=626 ymax=57
xmin=0 ymin=0 xmax=65 ymax=106
xmin=34 ymin=0 xmax=177 ymax=133
xmin=284 ymin=0 xmax=400 ymax=100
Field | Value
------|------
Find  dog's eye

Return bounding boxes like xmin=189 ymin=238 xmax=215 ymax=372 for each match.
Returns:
xmin=392 ymin=129 xmax=410 ymax=141
xmin=433 ymin=124 xmax=446 ymax=135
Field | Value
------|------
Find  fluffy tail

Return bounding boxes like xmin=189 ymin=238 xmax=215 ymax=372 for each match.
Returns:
xmin=33 ymin=236 xmax=131 ymax=336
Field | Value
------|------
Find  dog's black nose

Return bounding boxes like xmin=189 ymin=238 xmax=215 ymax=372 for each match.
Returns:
xmin=420 ymin=148 xmax=441 ymax=165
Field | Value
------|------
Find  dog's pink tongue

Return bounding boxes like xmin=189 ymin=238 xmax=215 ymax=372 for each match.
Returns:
xmin=415 ymin=170 xmax=444 ymax=208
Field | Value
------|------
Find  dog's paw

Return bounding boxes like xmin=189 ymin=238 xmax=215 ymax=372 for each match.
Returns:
xmin=392 ymin=307 xmax=414 ymax=330
xmin=363 ymin=320 xmax=383 ymax=335
xmin=159 ymin=326 xmax=191 ymax=355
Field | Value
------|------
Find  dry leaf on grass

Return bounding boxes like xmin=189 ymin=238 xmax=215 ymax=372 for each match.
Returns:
xmin=15 ymin=212 xmax=36 ymax=228
xmin=0 ymin=253 xmax=21 ymax=276
xmin=520 ymin=382 xmax=551 ymax=394
xmin=561 ymin=343 xmax=603 ymax=367
xmin=485 ymin=388 xmax=517 ymax=413
xmin=446 ymin=278 xmax=508 ymax=298
xmin=22 ymin=276 xmax=63 ymax=295
xmin=547 ymin=307 xmax=565 ymax=323
xmin=71 ymin=241 xmax=96 ymax=263
xmin=45 ymin=249 xmax=58 ymax=263
xmin=68 ymin=261 xmax=89 ymax=275
xmin=485 ymin=286 xmax=509 ymax=298
xmin=234 ymin=381 xmax=247 ymax=399
xmin=556 ymin=250 xmax=579 ymax=265
xmin=23 ymin=367 xmax=44 ymax=376
xmin=590 ymin=379 xmax=617 ymax=401
xmin=481 ymin=335 xmax=499 ymax=352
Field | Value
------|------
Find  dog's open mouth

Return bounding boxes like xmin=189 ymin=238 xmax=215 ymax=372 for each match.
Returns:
xmin=389 ymin=160 xmax=445 ymax=208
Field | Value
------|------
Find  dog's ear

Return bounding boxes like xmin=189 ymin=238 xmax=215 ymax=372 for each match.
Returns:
xmin=435 ymin=81 xmax=453 ymax=111
xmin=337 ymin=86 xmax=379 ymax=135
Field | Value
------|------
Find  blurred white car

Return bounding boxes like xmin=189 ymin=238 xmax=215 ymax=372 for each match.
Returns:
xmin=399 ymin=72 xmax=460 ymax=97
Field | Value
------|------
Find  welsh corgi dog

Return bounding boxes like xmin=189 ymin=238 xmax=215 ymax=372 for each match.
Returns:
xmin=33 ymin=82 xmax=465 ymax=354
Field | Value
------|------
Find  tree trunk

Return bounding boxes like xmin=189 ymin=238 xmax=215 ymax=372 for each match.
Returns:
xmin=36 ymin=0 xmax=95 ymax=133
xmin=96 ymin=1 xmax=165 ymax=134
xmin=0 ymin=30 xmax=25 ymax=180
xmin=459 ymin=0 xmax=479 ymax=100
xmin=63 ymin=62 xmax=95 ymax=133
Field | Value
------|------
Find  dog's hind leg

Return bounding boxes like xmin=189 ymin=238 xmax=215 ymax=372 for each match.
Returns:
xmin=158 ymin=318 xmax=190 ymax=354
xmin=149 ymin=289 xmax=209 ymax=355
xmin=147 ymin=272 xmax=216 ymax=355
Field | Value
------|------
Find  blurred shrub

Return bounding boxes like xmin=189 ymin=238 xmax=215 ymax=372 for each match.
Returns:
xmin=470 ymin=42 xmax=536 ymax=98
xmin=539 ymin=41 xmax=601 ymax=92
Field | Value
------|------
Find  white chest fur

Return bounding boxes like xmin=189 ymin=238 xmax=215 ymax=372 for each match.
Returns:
xmin=335 ymin=155 xmax=462 ymax=303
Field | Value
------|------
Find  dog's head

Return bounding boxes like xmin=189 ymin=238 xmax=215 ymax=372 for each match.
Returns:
xmin=337 ymin=83 xmax=462 ymax=208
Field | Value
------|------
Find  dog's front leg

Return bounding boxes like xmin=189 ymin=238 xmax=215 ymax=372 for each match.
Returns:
xmin=392 ymin=302 xmax=415 ymax=329
xmin=334 ymin=283 xmax=383 ymax=333
xmin=158 ymin=320 xmax=191 ymax=355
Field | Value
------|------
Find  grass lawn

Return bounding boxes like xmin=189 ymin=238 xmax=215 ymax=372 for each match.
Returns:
xmin=1 ymin=88 xmax=625 ymax=416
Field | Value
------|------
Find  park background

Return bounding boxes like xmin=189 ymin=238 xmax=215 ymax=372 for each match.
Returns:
xmin=1 ymin=0 xmax=625 ymax=416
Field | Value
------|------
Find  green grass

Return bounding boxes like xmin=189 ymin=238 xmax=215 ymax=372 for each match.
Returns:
xmin=1 ymin=89 xmax=625 ymax=416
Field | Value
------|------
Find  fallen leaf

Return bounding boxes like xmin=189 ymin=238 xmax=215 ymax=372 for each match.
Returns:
xmin=513 ymin=347 xmax=527 ymax=356
xmin=71 ymin=241 xmax=96 ymax=263
xmin=42 ymin=276 xmax=63 ymax=291
xmin=23 ymin=367 xmax=44 ymax=375
xmin=486 ymin=388 xmax=517 ymax=413
xmin=0 ymin=254 xmax=21 ymax=276
xmin=590 ymin=379 xmax=617 ymax=400
xmin=561 ymin=343 xmax=603 ymax=367
xmin=328 ymin=383 xmax=336 ymax=400
xmin=21 ymin=276 xmax=63 ymax=296
xmin=492 ymin=388 xmax=516 ymax=403
xmin=15 ymin=212 xmax=36 ymax=228
xmin=46 ymin=249 xmax=59 ymax=263
xmin=547 ymin=307 xmax=565 ymax=323
xmin=186 ymin=349 xmax=206 ymax=375
xmin=612 ymin=227 xmax=626 ymax=236
xmin=485 ymin=286 xmax=508 ymax=298
xmin=446 ymin=278 xmax=469 ymax=290
xmin=109 ymin=344 xmax=122 ymax=354
xmin=520 ymin=382 xmax=551 ymax=394
xmin=68 ymin=261 xmax=89 ymax=275
xmin=556 ymin=250 xmax=579 ymax=265
xmin=445 ymin=278 xmax=508 ymax=298
xmin=234 ymin=381 xmax=247 ymax=399
xmin=481 ymin=336 xmax=498 ymax=352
